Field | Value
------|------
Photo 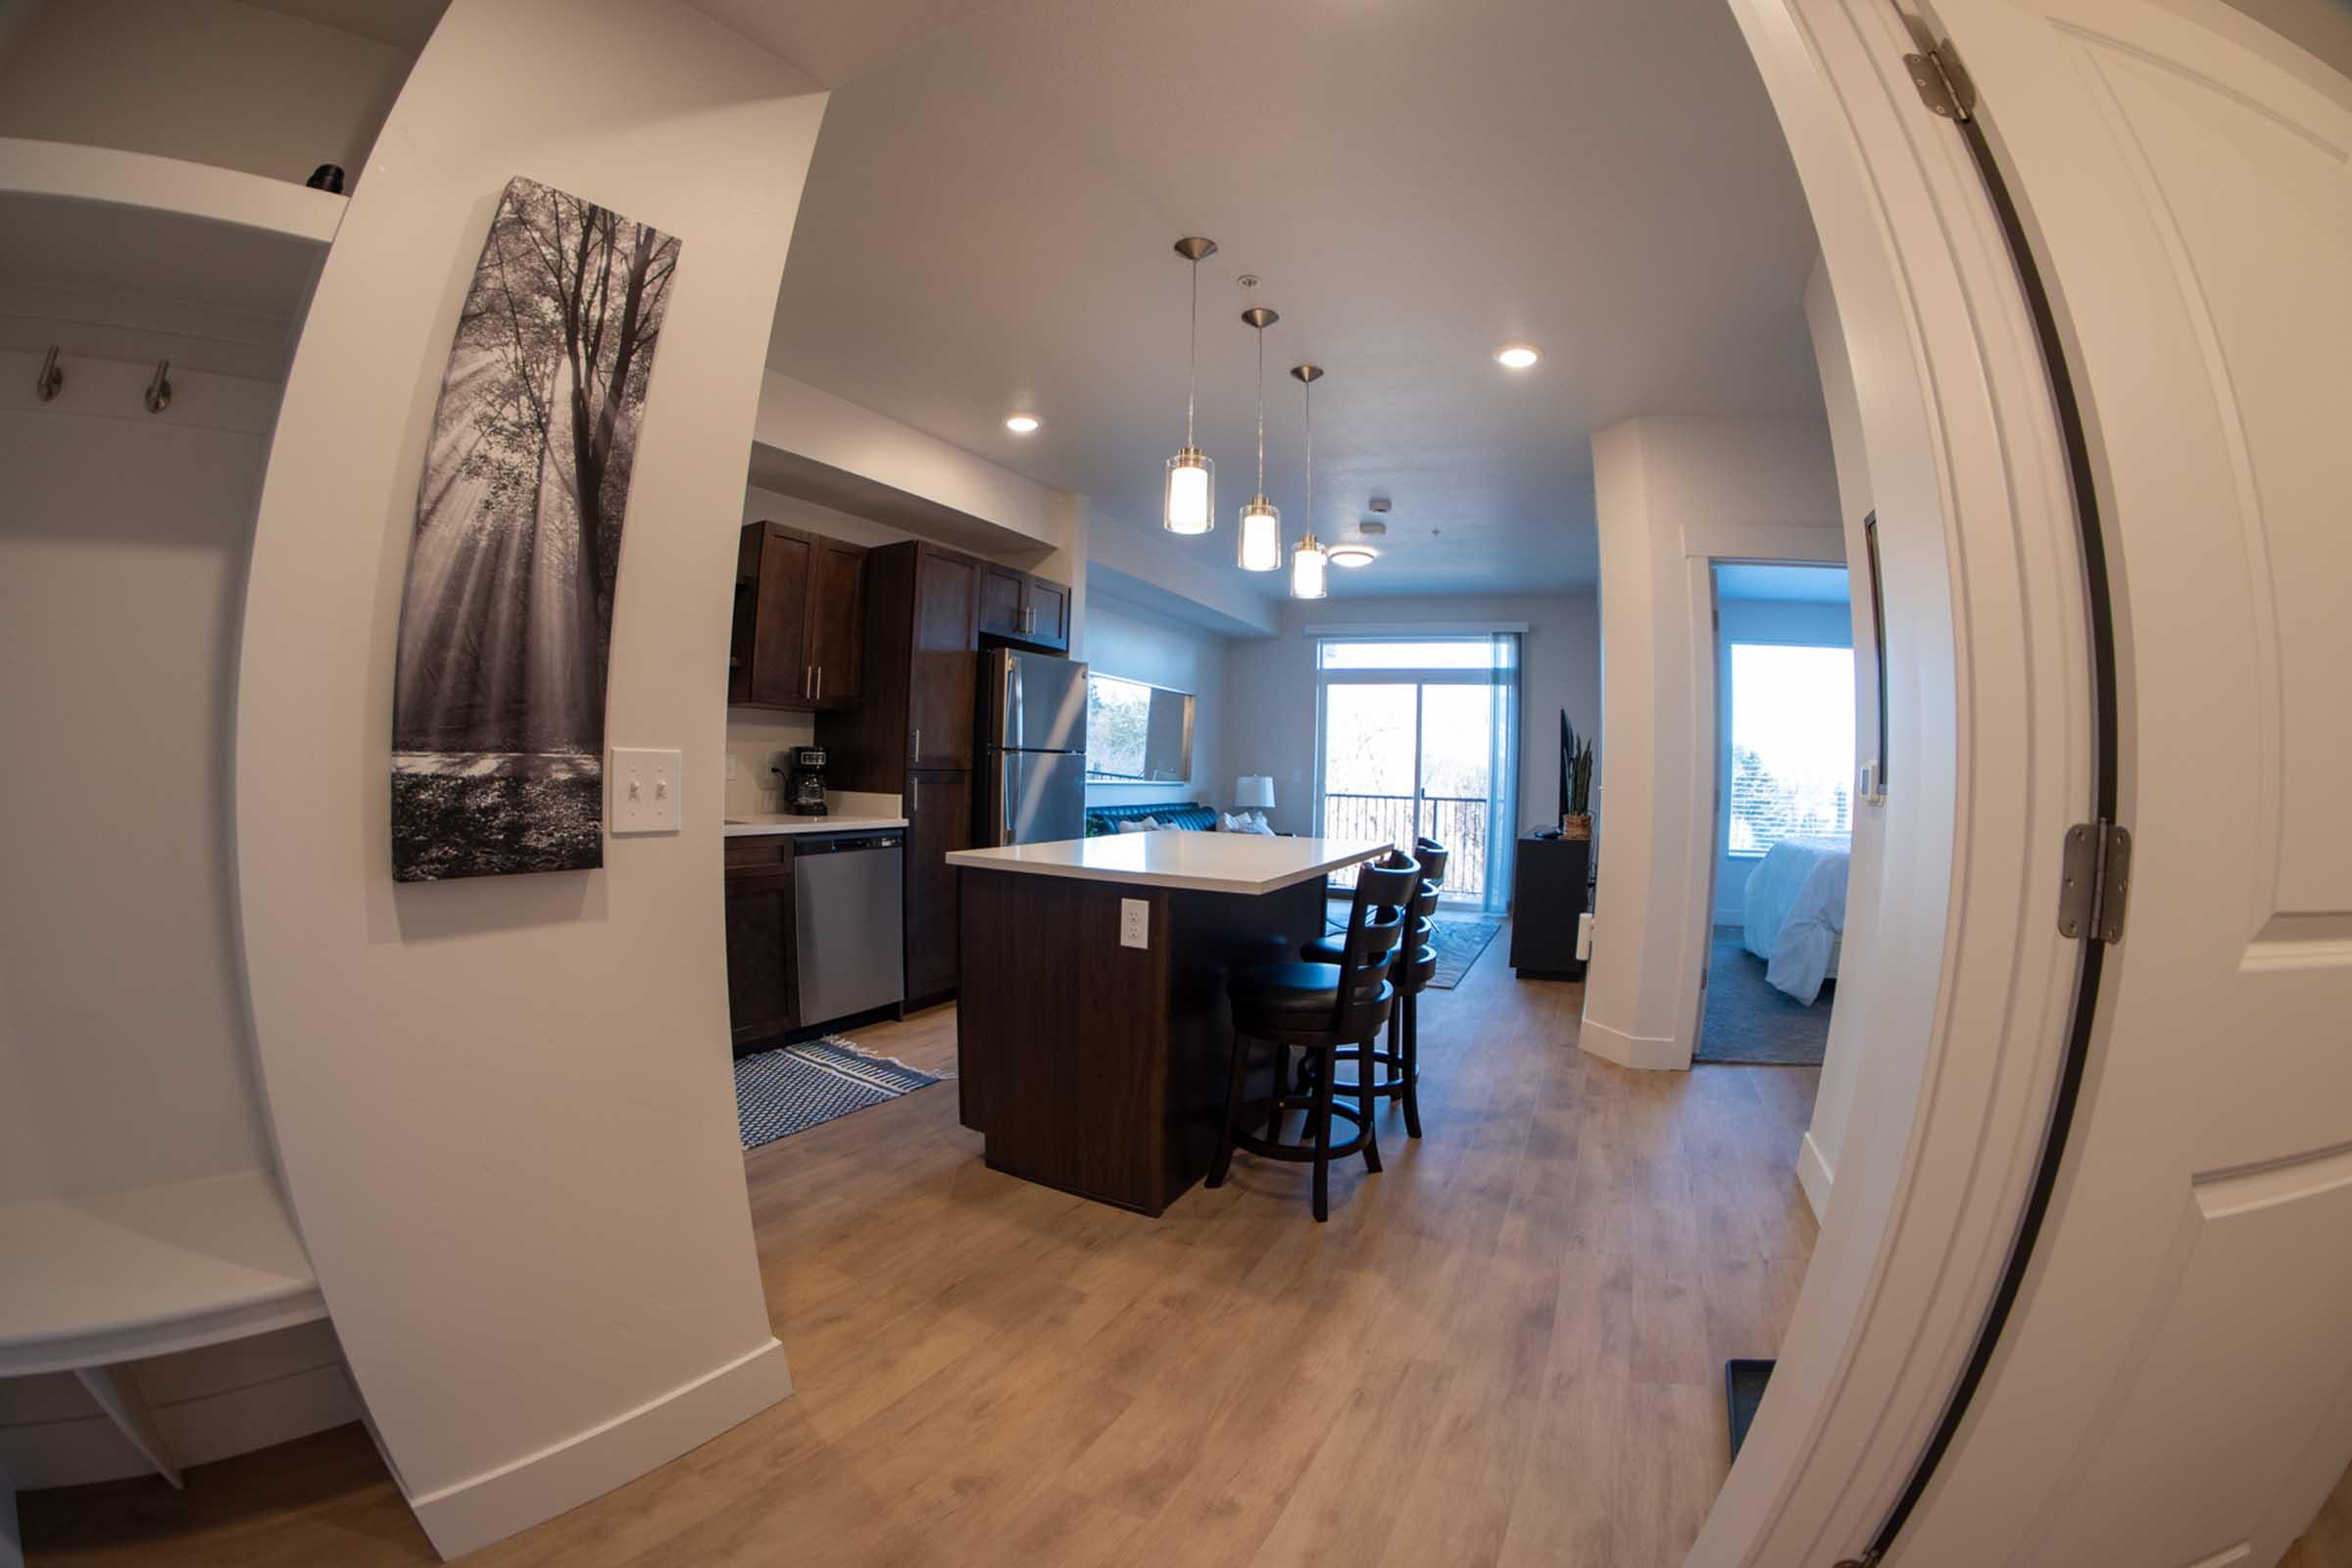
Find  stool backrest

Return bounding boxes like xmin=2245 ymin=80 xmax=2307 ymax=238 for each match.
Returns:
xmin=1413 ymin=838 xmax=1449 ymax=898
xmin=1333 ymin=855 xmax=1417 ymax=1037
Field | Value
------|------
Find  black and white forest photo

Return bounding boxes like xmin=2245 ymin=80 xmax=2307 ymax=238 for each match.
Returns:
xmin=389 ymin=176 xmax=678 ymax=882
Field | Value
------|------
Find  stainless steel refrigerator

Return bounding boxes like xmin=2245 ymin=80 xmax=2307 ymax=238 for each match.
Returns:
xmin=978 ymin=646 xmax=1088 ymax=847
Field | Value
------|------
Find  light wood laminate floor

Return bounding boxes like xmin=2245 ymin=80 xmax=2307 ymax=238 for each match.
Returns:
xmin=23 ymin=929 xmax=1827 ymax=1566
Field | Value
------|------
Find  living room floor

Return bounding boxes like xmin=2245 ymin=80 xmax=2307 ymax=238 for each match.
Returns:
xmin=22 ymin=928 xmax=1822 ymax=1567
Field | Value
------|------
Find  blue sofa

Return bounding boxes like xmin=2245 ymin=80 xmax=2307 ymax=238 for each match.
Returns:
xmin=1084 ymin=801 xmax=1218 ymax=837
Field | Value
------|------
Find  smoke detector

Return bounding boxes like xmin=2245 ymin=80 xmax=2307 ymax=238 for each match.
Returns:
xmin=1368 ymin=496 xmax=1393 ymax=514
xmin=1357 ymin=519 xmax=1388 ymax=537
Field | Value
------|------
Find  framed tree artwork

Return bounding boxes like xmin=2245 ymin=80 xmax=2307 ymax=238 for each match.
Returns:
xmin=389 ymin=176 xmax=679 ymax=882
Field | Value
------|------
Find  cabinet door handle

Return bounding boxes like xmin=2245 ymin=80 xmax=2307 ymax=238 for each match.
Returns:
xmin=913 ymin=727 xmax=920 ymax=760
xmin=814 ymin=665 xmax=823 ymax=703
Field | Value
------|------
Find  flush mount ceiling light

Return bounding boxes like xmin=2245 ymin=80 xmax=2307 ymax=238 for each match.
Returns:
xmin=1237 ymin=306 xmax=1283 ymax=571
xmin=1164 ymin=236 xmax=1217 ymax=535
xmin=1004 ymin=413 xmax=1040 ymax=434
xmin=1289 ymin=363 xmax=1328 ymax=599
xmin=1494 ymin=343 xmax=1541 ymax=369
xmin=1328 ymin=542 xmax=1379 ymax=568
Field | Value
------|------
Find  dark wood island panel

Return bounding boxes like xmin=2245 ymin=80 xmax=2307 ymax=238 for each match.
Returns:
xmin=957 ymin=867 xmax=1324 ymax=1216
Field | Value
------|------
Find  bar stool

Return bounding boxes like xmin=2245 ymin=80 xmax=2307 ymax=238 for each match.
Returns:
xmin=1209 ymin=856 xmax=1418 ymax=1221
xmin=1298 ymin=839 xmax=1447 ymax=1139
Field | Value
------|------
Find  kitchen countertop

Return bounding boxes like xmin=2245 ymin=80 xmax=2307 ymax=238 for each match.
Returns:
xmin=722 ymin=814 xmax=907 ymax=838
xmin=946 ymin=829 xmax=1390 ymax=896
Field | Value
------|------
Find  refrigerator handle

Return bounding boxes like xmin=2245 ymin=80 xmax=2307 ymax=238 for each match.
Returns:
xmin=1002 ymin=751 xmax=1016 ymax=845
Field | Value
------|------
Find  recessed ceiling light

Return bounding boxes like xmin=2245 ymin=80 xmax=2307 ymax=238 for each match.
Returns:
xmin=1494 ymin=344 xmax=1541 ymax=369
xmin=1329 ymin=543 xmax=1379 ymax=568
xmin=1004 ymin=413 xmax=1040 ymax=433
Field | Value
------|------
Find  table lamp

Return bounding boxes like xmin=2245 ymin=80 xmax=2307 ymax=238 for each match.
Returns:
xmin=1234 ymin=775 xmax=1275 ymax=813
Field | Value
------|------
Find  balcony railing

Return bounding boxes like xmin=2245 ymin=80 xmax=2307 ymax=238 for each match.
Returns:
xmin=1321 ymin=793 xmax=1490 ymax=902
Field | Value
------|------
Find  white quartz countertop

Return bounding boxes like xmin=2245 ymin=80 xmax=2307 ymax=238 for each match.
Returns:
xmin=722 ymin=814 xmax=907 ymax=837
xmin=947 ymin=830 xmax=1390 ymax=896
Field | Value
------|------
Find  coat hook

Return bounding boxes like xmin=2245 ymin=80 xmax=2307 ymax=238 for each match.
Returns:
xmin=143 ymin=359 xmax=172 ymax=415
xmin=36 ymin=345 xmax=64 ymax=402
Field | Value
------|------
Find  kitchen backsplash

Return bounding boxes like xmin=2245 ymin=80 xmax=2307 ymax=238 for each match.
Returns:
xmin=723 ymin=709 xmax=814 ymax=816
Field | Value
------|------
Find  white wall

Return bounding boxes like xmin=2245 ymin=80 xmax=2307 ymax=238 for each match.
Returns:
xmin=229 ymin=1 xmax=826 ymax=1555
xmin=0 ymin=0 xmax=415 ymax=187
xmin=1583 ymin=414 xmax=1842 ymax=1071
xmin=1082 ymin=594 xmax=1232 ymax=809
xmin=1220 ymin=592 xmax=1601 ymax=846
xmin=1712 ymin=593 xmax=1854 ymax=923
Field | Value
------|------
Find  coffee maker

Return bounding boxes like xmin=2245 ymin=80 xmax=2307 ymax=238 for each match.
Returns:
xmin=780 ymin=746 xmax=829 ymax=816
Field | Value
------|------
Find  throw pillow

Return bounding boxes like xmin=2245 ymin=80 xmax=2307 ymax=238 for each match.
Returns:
xmin=1116 ymin=816 xmax=1159 ymax=834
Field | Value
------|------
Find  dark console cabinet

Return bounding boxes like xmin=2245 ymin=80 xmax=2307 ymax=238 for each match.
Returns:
xmin=1508 ymin=835 xmax=1592 ymax=979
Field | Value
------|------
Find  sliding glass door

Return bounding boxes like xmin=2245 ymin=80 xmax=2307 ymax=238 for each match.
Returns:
xmin=1314 ymin=636 xmax=1518 ymax=910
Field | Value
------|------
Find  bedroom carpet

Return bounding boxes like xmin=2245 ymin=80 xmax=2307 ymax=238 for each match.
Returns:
xmin=1695 ymin=926 xmax=1834 ymax=1065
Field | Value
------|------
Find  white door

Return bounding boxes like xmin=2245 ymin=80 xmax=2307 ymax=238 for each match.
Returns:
xmin=1889 ymin=2 xmax=2352 ymax=1563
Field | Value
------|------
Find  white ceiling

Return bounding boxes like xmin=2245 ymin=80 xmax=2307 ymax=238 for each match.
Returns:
xmin=764 ymin=0 xmax=1826 ymax=601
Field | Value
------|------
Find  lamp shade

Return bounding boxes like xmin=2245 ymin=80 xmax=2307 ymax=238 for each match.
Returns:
xmin=1238 ymin=498 xmax=1282 ymax=570
xmin=1235 ymin=775 xmax=1275 ymax=810
xmin=1164 ymin=449 xmax=1213 ymax=534
xmin=1290 ymin=535 xmax=1328 ymax=600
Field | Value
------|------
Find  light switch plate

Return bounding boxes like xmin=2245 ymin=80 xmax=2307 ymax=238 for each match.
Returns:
xmin=611 ymin=747 xmax=682 ymax=834
xmin=1120 ymin=898 xmax=1149 ymax=950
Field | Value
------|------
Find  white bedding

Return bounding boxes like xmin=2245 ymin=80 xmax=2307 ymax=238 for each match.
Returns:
xmin=1742 ymin=836 xmax=1851 ymax=1005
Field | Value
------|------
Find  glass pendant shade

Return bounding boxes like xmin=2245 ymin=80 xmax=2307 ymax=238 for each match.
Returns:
xmin=1164 ymin=449 xmax=1214 ymax=534
xmin=1291 ymin=534 xmax=1329 ymax=600
xmin=1238 ymin=498 xmax=1283 ymax=570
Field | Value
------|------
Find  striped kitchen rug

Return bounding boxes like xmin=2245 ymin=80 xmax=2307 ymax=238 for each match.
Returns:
xmin=734 ymin=1036 xmax=944 ymax=1150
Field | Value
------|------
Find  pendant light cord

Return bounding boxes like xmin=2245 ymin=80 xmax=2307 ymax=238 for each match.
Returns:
xmin=1186 ymin=260 xmax=1199 ymax=448
xmin=1255 ymin=325 xmax=1266 ymax=490
xmin=1303 ymin=375 xmax=1313 ymax=526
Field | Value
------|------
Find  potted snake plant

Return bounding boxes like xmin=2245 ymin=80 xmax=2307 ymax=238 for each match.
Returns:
xmin=1559 ymin=712 xmax=1595 ymax=841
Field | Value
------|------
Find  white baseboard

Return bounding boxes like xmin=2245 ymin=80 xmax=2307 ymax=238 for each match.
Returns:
xmin=409 ymin=1337 xmax=792 ymax=1560
xmin=1578 ymin=1014 xmax=1690 ymax=1070
xmin=1797 ymin=1129 xmax=1835 ymax=1221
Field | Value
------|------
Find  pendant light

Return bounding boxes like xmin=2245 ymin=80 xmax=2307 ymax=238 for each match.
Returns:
xmin=1289 ymin=364 xmax=1328 ymax=599
xmin=1163 ymin=236 xmax=1217 ymax=535
xmin=1237 ymin=306 xmax=1283 ymax=570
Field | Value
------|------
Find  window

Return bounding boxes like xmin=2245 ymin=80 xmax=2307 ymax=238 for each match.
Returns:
xmin=1727 ymin=642 xmax=1855 ymax=856
xmin=1312 ymin=632 xmax=1519 ymax=911
xmin=1085 ymin=673 xmax=1195 ymax=782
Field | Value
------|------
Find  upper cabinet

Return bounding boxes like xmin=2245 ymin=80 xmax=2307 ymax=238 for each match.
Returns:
xmin=976 ymin=564 xmax=1071 ymax=654
xmin=730 ymin=521 xmax=863 ymax=710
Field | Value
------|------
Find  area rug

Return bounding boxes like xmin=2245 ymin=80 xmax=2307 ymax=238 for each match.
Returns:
xmin=735 ymin=1037 xmax=944 ymax=1150
xmin=1694 ymin=926 xmax=1833 ymax=1065
xmin=1325 ymin=907 xmax=1503 ymax=990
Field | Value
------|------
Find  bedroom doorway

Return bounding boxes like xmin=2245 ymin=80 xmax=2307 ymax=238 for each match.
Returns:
xmin=1695 ymin=563 xmax=1854 ymax=1066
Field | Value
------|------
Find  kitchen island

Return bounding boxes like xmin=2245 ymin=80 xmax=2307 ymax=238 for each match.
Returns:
xmin=948 ymin=830 xmax=1390 ymax=1215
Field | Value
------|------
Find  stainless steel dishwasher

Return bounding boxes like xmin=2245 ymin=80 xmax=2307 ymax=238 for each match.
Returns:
xmin=792 ymin=829 xmax=906 ymax=1028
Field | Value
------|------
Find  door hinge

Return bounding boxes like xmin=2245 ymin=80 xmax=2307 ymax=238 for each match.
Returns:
xmin=1904 ymin=42 xmax=1976 ymax=122
xmin=2057 ymin=819 xmax=2132 ymax=943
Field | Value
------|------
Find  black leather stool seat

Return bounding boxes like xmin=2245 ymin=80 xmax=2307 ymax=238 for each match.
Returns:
xmin=1229 ymin=961 xmax=1393 ymax=1022
xmin=1301 ymin=932 xmax=1433 ymax=970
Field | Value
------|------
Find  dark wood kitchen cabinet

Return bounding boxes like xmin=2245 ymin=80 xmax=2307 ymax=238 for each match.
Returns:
xmin=722 ymin=839 xmax=798 ymax=1047
xmin=975 ymin=563 xmax=1070 ymax=654
xmin=903 ymin=769 xmax=971 ymax=1005
xmin=819 ymin=541 xmax=984 ymax=1007
xmin=729 ymin=521 xmax=863 ymax=710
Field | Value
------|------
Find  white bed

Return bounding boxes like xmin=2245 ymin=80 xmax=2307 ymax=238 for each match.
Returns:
xmin=1741 ymin=835 xmax=1851 ymax=1005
